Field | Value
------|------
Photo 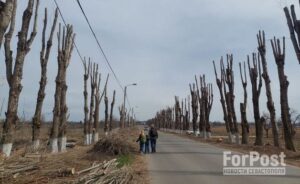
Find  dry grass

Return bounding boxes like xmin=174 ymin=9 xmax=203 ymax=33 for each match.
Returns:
xmin=211 ymin=125 xmax=300 ymax=151
xmin=0 ymin=124 xmax=149 ymax=184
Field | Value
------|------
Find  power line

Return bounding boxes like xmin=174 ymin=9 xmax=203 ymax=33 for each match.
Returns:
xmin=76 ymin=0 xmax=134 ymax=109
xmin=75 ymin=0 xmax=124 ymax=91
xmin=53 ymin=0 xmax=84 ymax=65
xmin=54 ymin=0 xmax=133 ymax=110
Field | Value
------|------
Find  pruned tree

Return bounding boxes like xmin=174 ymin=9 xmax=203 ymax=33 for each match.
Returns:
xmin=58 ymin=26 xmax=74 ymax=150
xmin=195 ymin=75 xmax=213 ymax=138
xmin=184 ymin=98 xmax=189 ymax=131
xmin=119 ymin=102 xmax=126 ymax=128
xmin=32 ymin=8 xmax=58 ymax=150
xmin=195 ymin=76 xmax=205 ymax=137
xmin=262 ymin=113 xmax=270 ymax=138
xmin=174 ymin=96 xmax=181 ymax=132
xmin=181 ymin=99 xmax=184 ymax=131
xmin=83 ymin=58 xmax=90 ymax=145
xmin=86 ymin=63 xmax=98 ymax=144
xmin=1 ymin=0 xmax=40 ymax=156
xmin=187 ymin=95 xmax=190 ymax=131
xmin=189 ymin=83 xmax=198 ymax=134
xmin=223 ymin=55 xmax=239 ymax=144
xmin=104 ymin=85 xmax=109 ymax=135
xmin=257 ymin=30 xmax=279 ymax=147
xmin=213 ymin=59 xmax=232 ymax=142
xmin=284 ymin=3 xmax=300 ymax=64
xmin=93 ymin=74 xmax=108 ymax=142
xmin=109 ymin=90 xmax=116 ymax=132
xmin=205 ymin=83 xmax=213 ymax=138
xmin=290 ymin=109 xmax=300 ymax=138
xmin=167 ymin=107 xmax=173 ymax=130
xmin=239 ymin=61 xmax=249 ymax=144
xmin=118 ymin=106 xmax=123 ymax=128
xmin=0 ymin=0 xmax=15 ymax=48
xmin=51 ymin=24 xmax=75 ymax=153
xmin=0 ymin=98 xmax=5 ymax=119
xmin=271 ymin=37 xmax=296 ymax=151
xmin=248 ymin=53 xmax=263 ymax=146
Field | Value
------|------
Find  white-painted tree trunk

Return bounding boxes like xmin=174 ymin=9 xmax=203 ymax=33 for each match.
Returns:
xmin=89 ymin=134 xmax=92 ymax=144
xmin=1 ymin=143 xmax=13 ymax=157
xmin=49 ymin=138 xmax=58 ymax=153
xmin=228 ymin=133 xmax=234 ymax=144
xmin=32 ymin=140 xmax=40 ymax=151
xmin=84 ymin=134 xmax=92 ymax=145
xmin=58 ymin=136 xmax=67 ymax=152
xmin=207 ymin=132 xmax=211 ymax=139
xmin=92 ymin=132 xmax=99 ymax=143
xmin=84 ymin=134 xmax=89 ymax=145
xmin=235 ymin=133 xmax=240 ymax=144
xmin=231 ymin=134 xmax=236 ymax=143
xmin=203 ymin=131 xmax=207 ymax=139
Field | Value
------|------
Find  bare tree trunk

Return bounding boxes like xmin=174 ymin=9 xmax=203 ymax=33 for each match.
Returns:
xmin=109 ymin=90 xmax=116 ymax=132
xmin=1 ymin=0 xmax=39 ymax=157
xmin=184 ymin=98 xmax=189 ymax=131
xmin=271 ymin=37 xmax=296 ymax=151
xmin=119 ymin=107 xmax=123 ymax=128
xmin=195 ymin=75 xmax=205 ymax=138
xmin=174 ymin=96 xmax=181 ymax=132
xmin=104 ymin=90 xmax=109 ymax=135
xmin=83 ymin=58 xmax=90 ymax=145
xmin=93 ymin=73 xmax=108 ymax=142
xmin=189 ymin=84 xmax=198 ymax=135
xmin=87 ymin=63 xmax=97 ymax=144
xmin=206 ymin=84 xmax=213 ymax=138
xmin=213 ymin=60 xmax=232 ymax=142
xmin=257 ymin=31 xmax=279 ymax=147
xmin=180 ymin=100 xmax=184 ymax=132
xmin=50 ymin=49 xmax=62 ymax=153
xmin=187 ymin=95 xmax=190 ymax=130
xmin=0 ymin=0 xmax=15 ymax=48
xmin=248 ymin=53 xmax=263 ymax=146
xmin=224 ymin=55 xmax=239 ymax=144
xmin=54 ymin=24 xmax=75 ymax=152
xmin=32 ymin=8 xmax=58 ymax=150
xmin=239 ymin=62 xmax=249 ymax=144
xmin=283 ymin=4 xmax=300 ymax=64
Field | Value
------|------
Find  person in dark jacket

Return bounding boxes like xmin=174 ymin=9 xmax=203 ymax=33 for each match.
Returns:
xmin=148 ymin=124 xmax=158 ymax=153
xmin=145 ymin=134 xmax=150 ymax=153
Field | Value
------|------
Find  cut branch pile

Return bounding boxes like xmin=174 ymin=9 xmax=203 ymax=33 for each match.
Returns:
xmin=76 ymin=158 xmax=133 ymax=184
xmin=0 ymin=161 xmax=39 ymax=179
xmin=91 ymin=136 xmax=135 ymax=156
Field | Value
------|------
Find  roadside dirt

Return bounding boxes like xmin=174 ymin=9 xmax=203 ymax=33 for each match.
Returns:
xmin=164 ymin=127 xmax=300 ymax=168
xmin=0 ymin=125 xmax=149 ymax=184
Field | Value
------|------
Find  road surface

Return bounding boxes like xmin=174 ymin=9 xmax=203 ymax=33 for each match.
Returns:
xmin=147 ymin=132 xmax=300 ymax=184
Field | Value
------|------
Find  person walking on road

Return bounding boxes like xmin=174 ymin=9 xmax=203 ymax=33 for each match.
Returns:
xmin=136 ymin=130 xmax=146 ymax=153
xmin=145 ymin=134 xmax=150 ymax=153
xmin=149 ymin=124 xmax=158 ymax=153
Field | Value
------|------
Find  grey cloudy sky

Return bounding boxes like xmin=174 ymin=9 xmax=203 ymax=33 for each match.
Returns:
xmin=0 ymin=0 xmax=299 ymax=122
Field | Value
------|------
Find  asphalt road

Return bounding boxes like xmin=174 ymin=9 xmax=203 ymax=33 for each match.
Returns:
xmin=147 ymin=132 xmax=300 ymax=184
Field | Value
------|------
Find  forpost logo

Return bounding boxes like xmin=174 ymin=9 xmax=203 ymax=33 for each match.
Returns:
xmin=223 ymin=151 xmax=286 ymax=175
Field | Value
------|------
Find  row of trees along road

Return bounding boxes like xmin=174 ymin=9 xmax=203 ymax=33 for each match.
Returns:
xmin=149 ymin=2 xmax=300 ymax=152
xmin=0 ymin=0 xmax=135 ymax=157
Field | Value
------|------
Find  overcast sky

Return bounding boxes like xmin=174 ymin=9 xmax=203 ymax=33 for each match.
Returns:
xmin=0 ymin=0 xmax=300 ymax=122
